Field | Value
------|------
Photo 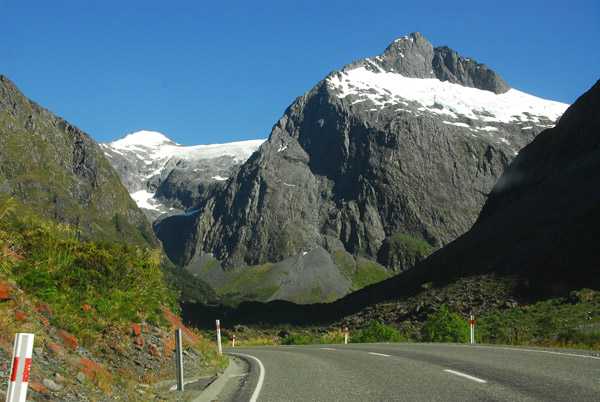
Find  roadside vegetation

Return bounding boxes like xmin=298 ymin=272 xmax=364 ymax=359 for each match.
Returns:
xmin=0 ymin=198 xmax=227 ymax=397
xmin=220 ymin=291 xmax=600 ymax=351
xmin=476 ymin=290 xmax=600 ymax=350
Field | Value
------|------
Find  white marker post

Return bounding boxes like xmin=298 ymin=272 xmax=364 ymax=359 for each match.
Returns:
xmin=232 ymin=334 xmax=236 ymax=348
xmin=470 ymin=314 xmax=475 ymax=344
xmin=344 ymin=327 xmax=348 ymax=345
xmin=6 ymin=333 xmax=35 ymax=402
xmin=216 ymin=320 xmax=222 ymax=356
xmin=175 ymin=329 xmax=184 ymax=391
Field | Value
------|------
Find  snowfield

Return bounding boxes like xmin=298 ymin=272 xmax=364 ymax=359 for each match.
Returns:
xmin=328 ymin=67 xmax=568 ymax=125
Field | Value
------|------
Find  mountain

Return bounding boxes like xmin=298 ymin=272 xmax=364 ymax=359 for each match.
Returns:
xmin=182 ymin=79 xmax=600 ymax=328
xmin=154 ymin=32 xmax=568 ymax=304
xmin=350 ymin=77 xmax=600 ymax=315
xmin=100 ymin=131 xmax=265 ymax=223
xmin=0 ymin=75 xmax=154 ymax=246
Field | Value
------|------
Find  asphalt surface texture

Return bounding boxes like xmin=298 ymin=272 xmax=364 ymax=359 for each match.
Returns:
xmin=196 ymin=343 xmax=600 ymax=402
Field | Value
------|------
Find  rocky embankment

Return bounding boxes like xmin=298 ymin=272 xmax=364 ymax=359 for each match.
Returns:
xmin=0 ymin=280 xmax=217 ymax=401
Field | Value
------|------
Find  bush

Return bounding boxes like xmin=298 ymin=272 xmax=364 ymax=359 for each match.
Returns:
xmin=282 ymin=333 xmax=319 ymax=345
xmin=421 ymin=307 xmax=469 ymax=343
xmin=353 ymin=319 xmax=404 ymax=343
xmin=556 ymin=329 xmax=600 ymax=350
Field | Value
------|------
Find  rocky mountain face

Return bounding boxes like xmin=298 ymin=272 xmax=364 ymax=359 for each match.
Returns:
xmin=365 ymin=77 xmax=600 ymax=308
xmin=0 ymin=75 xmax=154 ymax=246
xmin=100 ymin=131 xmax=264 ymax=223
xmin=155 ymin=32 xmax=567 ymax=303
xmin=183 ymin=79 xmax=599 ymax=326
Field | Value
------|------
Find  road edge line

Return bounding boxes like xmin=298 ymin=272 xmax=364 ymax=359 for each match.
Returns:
xmin=229 ymin=352 xmax=265 ymax=402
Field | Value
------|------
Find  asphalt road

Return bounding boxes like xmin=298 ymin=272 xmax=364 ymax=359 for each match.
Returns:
xmin=220 ymin=343 xmax=600 ymax=402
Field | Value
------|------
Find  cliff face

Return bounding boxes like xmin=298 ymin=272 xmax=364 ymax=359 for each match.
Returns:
xmin=0 ymin=75 xmax=154 ymax=246
xmin=154 ymin=33 xmax=567 ymax=303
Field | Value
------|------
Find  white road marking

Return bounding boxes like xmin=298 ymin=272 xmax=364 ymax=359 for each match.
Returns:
xmin=229 ymin=353 xmax=265 ymax=402
xmin=444 ymin=369 xmax=487 ymax=383
xmin=321 ymin=347 xmax=336 ymax=350
xmin=368 ymin=352 xmax=391 ymax=357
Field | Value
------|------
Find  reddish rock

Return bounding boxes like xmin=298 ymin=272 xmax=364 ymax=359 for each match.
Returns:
xmin=134 ymin=337 xmax=145 ymax=347
xmin=0 ymin=282 xmax=13 ymax=299
xmin=131 ymin=323 xmax=142 ymax=336
xmin=46 ymin=342 xmax=66 ymax=357
xmin=39 ymin=316 xmax=49 ymax=326
xmin=28 ymin=381 xmax=46 ymax=393
xmin=69 ymin=357 xmax=113 ymax=381
xmin=141 ymin=375 xmax=154 ymax=383
xmin=14 ymin=311 xmax=26 ymax=321
xmin=35 ymin=301 xmax=53 ymax=319
xmin=162 ymin=346 xmax=172 ymax=357
xmin=57 ymin=330 xmax=79 ymax=351
xmin=148 ymin=343 xmax=160 ymax=356
xmin=82 ymin=304 xmax=92 ymax=311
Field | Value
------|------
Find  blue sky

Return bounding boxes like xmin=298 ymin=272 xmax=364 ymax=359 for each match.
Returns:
xmin=1 ymin=0 xmax=598 ymax=146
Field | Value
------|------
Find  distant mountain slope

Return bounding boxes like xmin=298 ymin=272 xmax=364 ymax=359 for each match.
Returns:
xmin=0 ymin=75 xmax=154 ymax=246
xmin=155 ymin=32 xmax=567 ymax=304
xmin=379 ymin=78 xmax=600 ymax=301
xmin=100 ymin=131 xmax=265 ymax=222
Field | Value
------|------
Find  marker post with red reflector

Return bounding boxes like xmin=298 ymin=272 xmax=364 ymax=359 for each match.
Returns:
xmin=6 ymin=333 xmax=35 ymax=402
xmin=216 ymin=320 xmax=222 ymax=356
xmin=470 ymin=314 xmax=475 ymax=344
xmin=232 ymin=334 xmax=236 ymax=348
xmin=344 ymin=327 xmax=348 ymax=345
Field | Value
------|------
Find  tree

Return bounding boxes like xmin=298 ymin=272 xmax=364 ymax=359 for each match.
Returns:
xmin=421 ymin=307 xmax=469 ymax=343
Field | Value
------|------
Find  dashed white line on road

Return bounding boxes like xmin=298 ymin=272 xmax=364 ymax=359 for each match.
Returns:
xmin=444 ymin=369 xmax=487 ymax=383
xmin=368 ymin=352 xmax=391 ymax=357
xmin=321 ymin=347 xmax=337 ymax=350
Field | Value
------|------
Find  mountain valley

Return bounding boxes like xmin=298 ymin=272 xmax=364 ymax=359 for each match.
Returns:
xmin=106 ymin=32 xmax=569 ymax=305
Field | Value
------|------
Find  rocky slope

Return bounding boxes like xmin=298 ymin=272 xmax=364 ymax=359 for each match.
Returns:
xmin=100 ymin=131 xmax=264 ymax=223
xmin=0 ymin=279 xmax=216 ymax=401
xmin=155 ymin=32 xmax=567 ymax=303
xmin=0 ymin=75 xmax=154 ymax=246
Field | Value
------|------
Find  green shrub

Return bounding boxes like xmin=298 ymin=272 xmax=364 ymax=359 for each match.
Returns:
xmin=556 ymin=330 xmax=600 ymax=349
xmin=353 ymin=319 xmax=404 ymax=343
xmin=421 ymin=307 xmax=469 ymax=343
xmin=282 ymin=333 xmax=318 ymax=345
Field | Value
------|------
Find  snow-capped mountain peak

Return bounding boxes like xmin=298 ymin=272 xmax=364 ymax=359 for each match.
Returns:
xmin=101 ymin=131 xmax=265 ymax=222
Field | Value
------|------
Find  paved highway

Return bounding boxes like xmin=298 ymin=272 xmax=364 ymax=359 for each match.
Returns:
xmin=220 ymin=343 xmax=600 ymax=401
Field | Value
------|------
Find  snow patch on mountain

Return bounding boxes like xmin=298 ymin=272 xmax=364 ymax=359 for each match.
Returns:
xmin=105 ymin=130 xmax=264 ymax=162
xmin=101 ymin=130 xmax=265 ymax=222
xmin=328 ymin=67 xmax=568 ymax=125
